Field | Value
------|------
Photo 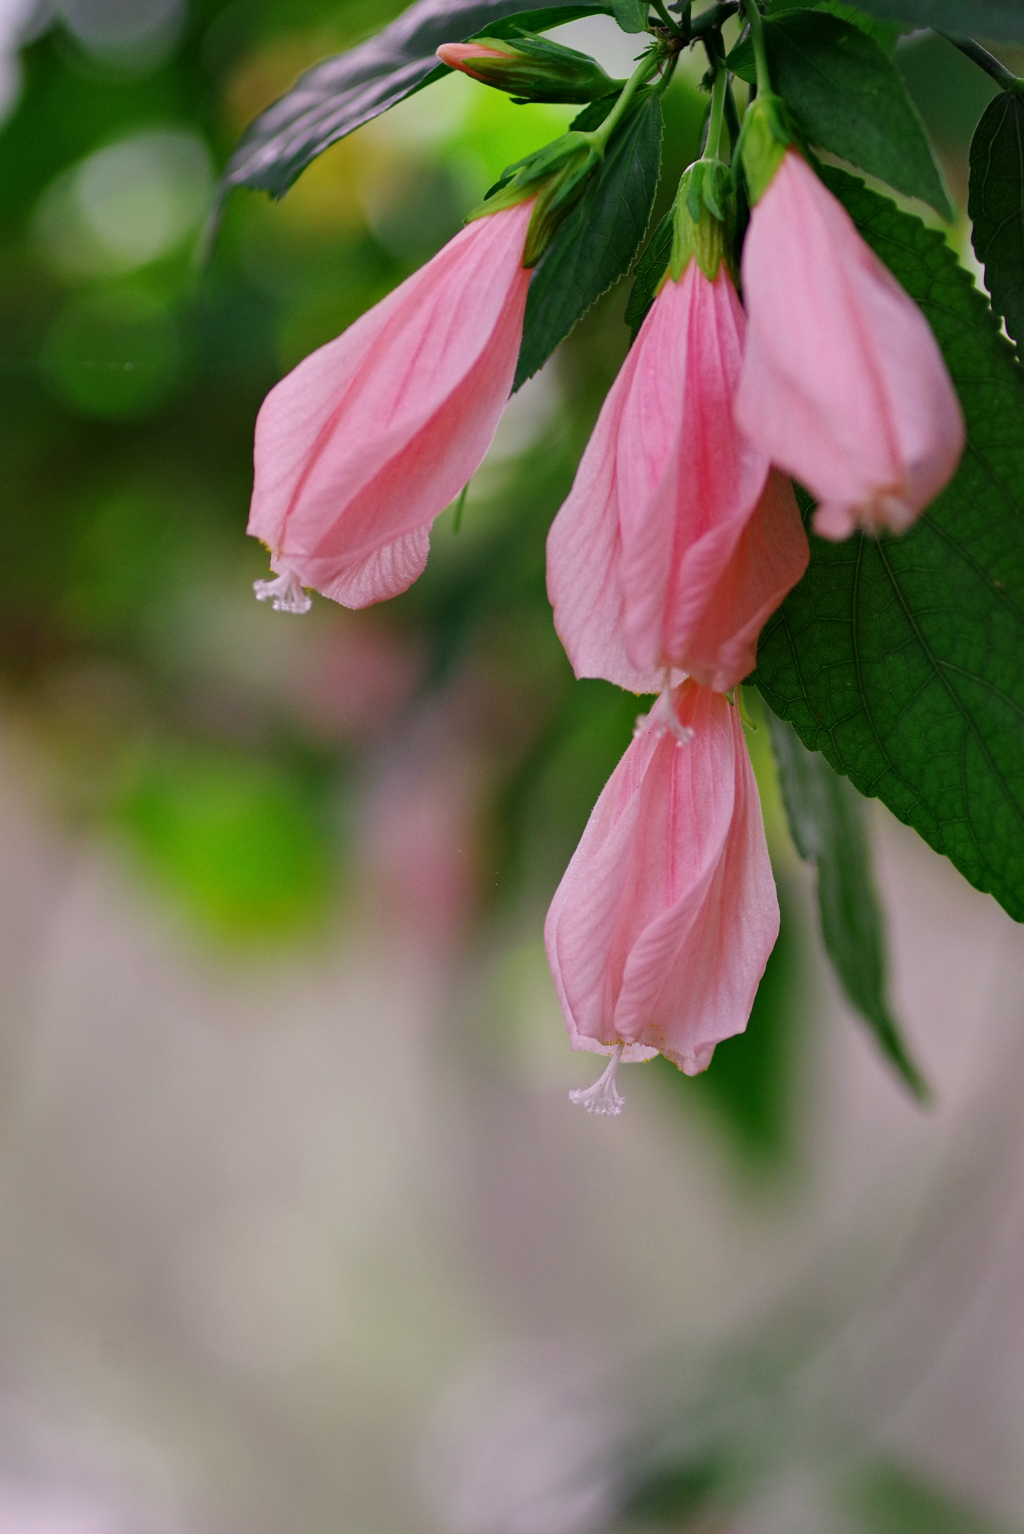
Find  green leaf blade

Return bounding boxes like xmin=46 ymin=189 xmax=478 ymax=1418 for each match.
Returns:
xmin=756 ymin=166 xmax=1024 ymax=927
xmin=766 ymin=712 xmax=927 ymax=1098
xmin=612 ymin=0 xmax=649 ymax=29
xmin=514 ymin=89 xmax=663 ymax=388
xmin=970 ymin=90 xmax=1024 ymax=353
xmin=728 ymin=11 xmax=951 ymax=217
xmin=624 ymin=206 xmax=672 ymax=339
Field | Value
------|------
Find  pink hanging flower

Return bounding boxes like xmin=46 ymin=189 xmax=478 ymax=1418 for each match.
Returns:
xmin=546 ymin=256 xmax=809 ymax=696
xmin=735 ymin=150 xmax=965 ymax=541
xmin=248 ymin=198 xmax=535 ymax=614
xmin=545 ymin=682 xmax=779 ymax=1112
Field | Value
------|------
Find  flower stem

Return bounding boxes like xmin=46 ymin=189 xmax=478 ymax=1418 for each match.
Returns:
xmin=939 ymin=32 xmax=1024 ymax=95
xmin=702 ymin=65 xmax=727 ymax=161
xmin=742 ymin=0 xmax=772 ymax=98
xmin=690 ymin=1 xmax=740 ymax=37
xmin=588 ymin=46 xmax=660 ymax=149
xmin=650 ymin=0 xmax=682 ymax=34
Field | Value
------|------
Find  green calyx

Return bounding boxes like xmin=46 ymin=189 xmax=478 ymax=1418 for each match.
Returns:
xmin=466 ymin=46 xmax=662 ymax=268
xmin=739 ymin=93 xmax=794 ymax=204
xmin=458 ymin=32 xmax=621 ymax=105
xmin=669 ymin=160 xmax=734 ymax=282
xmin=466 ymin=131 xmax=602 ymax=266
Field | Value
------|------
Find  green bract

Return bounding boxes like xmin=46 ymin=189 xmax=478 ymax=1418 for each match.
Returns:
xmin=670 ymin=161 xmax=734 ymax=281
xmin=469 ymin=130 xmax=604 ymax=265
xmin=739 ymin=95 xmax=793 ymax=205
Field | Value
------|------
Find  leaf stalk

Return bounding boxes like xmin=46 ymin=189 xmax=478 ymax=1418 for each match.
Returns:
xmin=585 ymin=45 xmax=661 ymax=149
xmin=702 ymin=64 xmax=728 ymax=162
xmin=741 ymin=0 xmax=772 ymax=99
xmin=940 ymin=33 xmax=1024 ymax=96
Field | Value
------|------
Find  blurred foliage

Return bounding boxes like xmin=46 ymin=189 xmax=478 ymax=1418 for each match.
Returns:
xmin=847 ymin=1462 xmax=1023 ymax=1534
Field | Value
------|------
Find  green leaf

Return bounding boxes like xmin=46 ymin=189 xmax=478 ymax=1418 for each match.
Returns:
xmin=769 ymin=0 xmax=905 ymax=49
xmin=220 ymin=0 xmax=613 ymax=200
xmin=852 ymin=0 xmax=1024 ymax=42
xmin=611 ymin=0 xmax=649 ymax=30
xmin=766 ymin=711 xmax=926 ymax=1097
xmin=727 ymin=11 xmax=951 ymax=217
xmin=755 ymin=165 xmax=1024 ymax=927
xmin=624 ymin=206 xmax=672 ymax=339
xmin=514 ymin=89 xmax=663 ymax=388
xmin=815 ymin=2 xmax=904 ymax=51
xmin=970 ymin=90 xmax=1024 ymax=353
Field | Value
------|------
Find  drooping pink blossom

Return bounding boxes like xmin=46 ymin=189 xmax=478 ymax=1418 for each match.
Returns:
xmin=546 ymin=260 xmax=808 ymax=696
xmin=545 ymin=682 xmax=779 ymax=1107
xmin=248 ymin=198 xmax=534 ymax=613
xmin=735 ymin=150 xmax=965 ymax=541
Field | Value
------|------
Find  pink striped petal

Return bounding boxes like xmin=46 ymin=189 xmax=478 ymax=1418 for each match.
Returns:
xmin=248 ymin=199 xmax=534 ymax=606
xmin=736 ymin=151 xmax=964 ymax=539
xmin=545 ymin=683 xmax=779 ymax=1073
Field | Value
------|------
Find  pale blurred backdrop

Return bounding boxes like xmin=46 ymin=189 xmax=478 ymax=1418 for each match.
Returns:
xmin=1 ymin=3 xmax=1023 ymax=1531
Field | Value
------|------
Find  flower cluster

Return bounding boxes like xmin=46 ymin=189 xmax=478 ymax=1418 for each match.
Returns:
xmin=248 ymin=29 xmax=964 ymax=1114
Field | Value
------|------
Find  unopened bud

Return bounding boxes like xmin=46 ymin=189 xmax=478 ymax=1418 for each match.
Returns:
xmin=436 ymin=32 xmax=619 ymax=105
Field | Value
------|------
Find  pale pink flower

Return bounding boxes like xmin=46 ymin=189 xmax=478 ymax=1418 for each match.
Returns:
xmin=546 ymin=261 xmax=808 ymax=695
xmin=248 ymin=199 xmax=534 ymax=613
xmin=735 ymin=150 xmax=965 ymax=540
xmin=545 ymin=682 xmax=779 ymax=1109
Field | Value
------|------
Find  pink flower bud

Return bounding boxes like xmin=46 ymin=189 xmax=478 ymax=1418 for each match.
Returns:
xmin=436 ymin=37 xmax=617 ymax=104
xmin=436 ymin=41 xmax=511 ymax=80
xmin=735 ymin=151 xmax=965 ymax=540
xmin=248 ymin=199 xmax=534 ymax=611
xmin=545 ymin=682 xmax=779 ymax=1084
xmin=547 ymin=259 xmax=809 ymax=695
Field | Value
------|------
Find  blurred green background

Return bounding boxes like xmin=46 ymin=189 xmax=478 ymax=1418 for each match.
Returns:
xmin=1 ymin=5 xmax=1023 ymax=1532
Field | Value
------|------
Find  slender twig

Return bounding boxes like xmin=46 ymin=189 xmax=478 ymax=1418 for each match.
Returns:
xmin=939 ymin=32 xmax=1024 ymax=95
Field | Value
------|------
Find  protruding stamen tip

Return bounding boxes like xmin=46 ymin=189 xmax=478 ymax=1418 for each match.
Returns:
xmin=253 ymin=567 xmax=312 ymax=615
xmin=569 ymin=1043 xmax=625 ymax=1116
xmin=637 ymin=688 xmax=694 ymax=747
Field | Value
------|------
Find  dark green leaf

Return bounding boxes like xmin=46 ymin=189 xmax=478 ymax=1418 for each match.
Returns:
xmin=970 ymin=91 xmax=1024 ymax=352
xmin=813 ymin=3 xmax=905 ymax=51
xmin=727 ymin=11 xmax=951 ymax=216
xmin=766 ymin=711 xmax=926 ymax=1097
xmin=624 ymin=206 xmax=672 ymax=339
xmin=853 ymin=0 xmax=1024 ymax=42
xmin=756 ymin=166 xmax=1024 ymax=927
xmin=769 ymin=0 xmax=905 ymax=47
xmin=221 ymin=0 xmax=612 ymax=200
xmin=514 ymin=89 xmax=663 ymax=388
xmin=612 ymin=0 xmax=650 ymax=30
